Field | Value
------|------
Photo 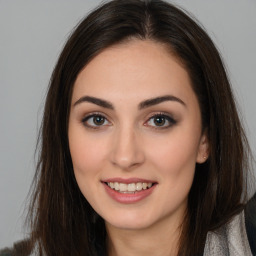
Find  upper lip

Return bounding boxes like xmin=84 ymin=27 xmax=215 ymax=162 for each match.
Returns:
xmin=101 ymin=177 xmax=157 ymax=184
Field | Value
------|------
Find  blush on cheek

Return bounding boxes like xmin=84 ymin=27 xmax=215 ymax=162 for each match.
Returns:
xmin=149 ymin=141 xmax=197 ymax=182
xmin=69 ymin=134 xmax=96 ymax=168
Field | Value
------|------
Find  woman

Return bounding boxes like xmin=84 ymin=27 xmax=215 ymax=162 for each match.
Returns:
xmin=1 ymin=0 xmax=255 ymax=255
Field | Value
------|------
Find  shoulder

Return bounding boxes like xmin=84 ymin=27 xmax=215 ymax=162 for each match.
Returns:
xmin=245 ymin=192 xmax=256 ymax=255
xmin=0 ymin=248 xmax=12 ymax=256
xmin=0 ymin=239 xmax=33 ymax=256
xmin=204 ymin=194 xmax=256 ymax=256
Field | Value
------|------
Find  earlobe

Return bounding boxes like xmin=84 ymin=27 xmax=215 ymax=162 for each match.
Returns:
xmin=196 ymin=133 xmax=209 ymax=164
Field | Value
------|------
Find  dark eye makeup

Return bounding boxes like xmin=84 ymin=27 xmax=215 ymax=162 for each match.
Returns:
xmin=145 ymin=113 xmax=177 ymax=129
xmin=81 ymin=112 xmax=177 ymax=130
xmin=81 ymin=113 xmax=110 ymax=129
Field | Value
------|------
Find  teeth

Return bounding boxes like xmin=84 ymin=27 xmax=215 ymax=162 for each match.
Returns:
xmin=119 ymin=183 xmax=127 ymax=192
xmin=136 ymin=183 xmax=142 ymax=191
xmin=114 ymin=182 xmax=119 ymax=191
xmin=142 ymin=183 xmax=147 ymax=189
xmin=107 ymin=182 xmax=154 ymax=193
xmin=128 ymin=183 xmax=136 ymax=192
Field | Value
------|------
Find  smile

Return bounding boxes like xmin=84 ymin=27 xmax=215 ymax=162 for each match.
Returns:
xmin=102 ymin=178 xmax=157 ymax=203
xmin=106 ymin=182 xmax=153 ymax=193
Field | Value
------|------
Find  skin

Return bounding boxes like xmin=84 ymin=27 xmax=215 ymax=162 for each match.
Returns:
xmin=68 ymin=40 xmax=209 ymax=256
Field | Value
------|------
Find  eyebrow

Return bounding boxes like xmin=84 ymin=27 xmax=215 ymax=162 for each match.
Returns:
xmin=73 ymin=96 xmax=114 ymax=109
xmin=138 ymin=95 xmax=186 ymax=109
xmin=73 ymin=95 xmax=186 ymax=110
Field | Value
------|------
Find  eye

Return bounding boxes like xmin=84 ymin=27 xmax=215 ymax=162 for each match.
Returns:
xmin=82 ymin=114 xmax=110 ymax=128
xmin=146 ymin=114 xmax=176 ymax=129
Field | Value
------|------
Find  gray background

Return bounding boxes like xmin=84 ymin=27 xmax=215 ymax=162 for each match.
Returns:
xmin=0 ymin=0 xmax=255 ymax=248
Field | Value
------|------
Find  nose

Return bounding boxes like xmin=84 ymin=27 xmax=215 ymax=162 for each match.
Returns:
xmin=110 ymin=125 xmax=145 ymax=170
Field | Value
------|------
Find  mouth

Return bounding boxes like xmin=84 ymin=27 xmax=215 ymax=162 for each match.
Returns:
xmin=102 ymin=179 xmax=157 ymax=203
xmin=104 ymin=181 xmax=156 ymax=194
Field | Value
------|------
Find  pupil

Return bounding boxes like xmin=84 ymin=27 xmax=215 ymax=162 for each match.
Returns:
xmin=154 ymin=116 xmax=165 ymax=126
xmin=93 ymin=116 xmax=104 ymax=125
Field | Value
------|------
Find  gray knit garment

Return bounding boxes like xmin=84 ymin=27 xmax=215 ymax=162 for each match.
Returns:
xmin=204 ymin=211 xmax=252 ymax=256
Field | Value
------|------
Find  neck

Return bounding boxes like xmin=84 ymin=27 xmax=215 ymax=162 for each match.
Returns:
xmin=105 ymin=213 xmax=185 ymax=256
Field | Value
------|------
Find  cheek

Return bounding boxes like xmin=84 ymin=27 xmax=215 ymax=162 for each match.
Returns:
xmin=146 ymin=128 xmax=200 ymax=180
xmin=68 ymin=128 xmax=107 ymax=205
xmin=144 ymin=130 xmax=199 ymax=214
xmin=69 ymin=126 xmax=106 ymax=172
xmin=68 ymin=128 xmax=108 ymax=199
xmin=71 ymin=143 xmax=99 ymax=172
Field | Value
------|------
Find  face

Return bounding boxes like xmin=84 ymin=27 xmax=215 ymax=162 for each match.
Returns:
xmin=68 ymin=40 xmax=208 ymax=230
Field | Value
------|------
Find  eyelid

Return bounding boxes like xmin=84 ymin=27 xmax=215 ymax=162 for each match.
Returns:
xmin=80 ymin=111 xmax=177 ymax=130
xmin=144 ymin=112 xmax=177 ymax=129
xmin=81 ymin=112 xmax=112 ymax=129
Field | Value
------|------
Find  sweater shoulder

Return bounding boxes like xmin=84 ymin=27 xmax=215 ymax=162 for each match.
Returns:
xmin=245 ymin=192 xmax=256 ymax=255
xmin=0 ymin=248 xmax=13 ymax=256
xmin=0 ymin=239 xmax=33 ymax=256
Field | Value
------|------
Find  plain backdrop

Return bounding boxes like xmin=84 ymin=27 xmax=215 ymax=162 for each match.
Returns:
xmin=0 ymin=0 xmax=255 ymax=248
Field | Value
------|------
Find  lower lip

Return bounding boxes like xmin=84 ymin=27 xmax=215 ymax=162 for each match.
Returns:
xmin=102 ymin=182 xmax=156 ymax=204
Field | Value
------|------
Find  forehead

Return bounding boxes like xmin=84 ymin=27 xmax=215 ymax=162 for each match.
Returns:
xmin=72 ymin=40 xmax=196 ymax=106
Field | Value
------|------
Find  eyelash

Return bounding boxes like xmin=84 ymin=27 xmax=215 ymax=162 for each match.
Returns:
xmin=81 ymin=112 xmax=110 ymax=129
xmin=81 ymin=112 xmax=177 ymax=130
xmin=145 ymin=112 xmax=177 ymax=129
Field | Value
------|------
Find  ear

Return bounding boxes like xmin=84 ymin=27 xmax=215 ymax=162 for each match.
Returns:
xmin=196 ymin=132 xmax=209 ymax=164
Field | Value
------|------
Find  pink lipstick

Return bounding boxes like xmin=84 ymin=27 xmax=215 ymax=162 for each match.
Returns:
xmin=101 ymin=178 xmax=157 ymax=204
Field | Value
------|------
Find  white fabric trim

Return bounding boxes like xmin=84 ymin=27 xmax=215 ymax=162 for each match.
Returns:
xmin=204 ymin=211 xmax=252 ymax=256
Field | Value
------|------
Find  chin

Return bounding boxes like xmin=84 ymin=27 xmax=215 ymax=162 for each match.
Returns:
xmin=102 ymin=209 xmax=158 ymax=230
xmin=107 ymin=219 xmax=153 ymax=230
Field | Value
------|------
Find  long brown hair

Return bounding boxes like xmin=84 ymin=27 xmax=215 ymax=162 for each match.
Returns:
xmin=27 ymin=0 xmax=252 ymax=255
